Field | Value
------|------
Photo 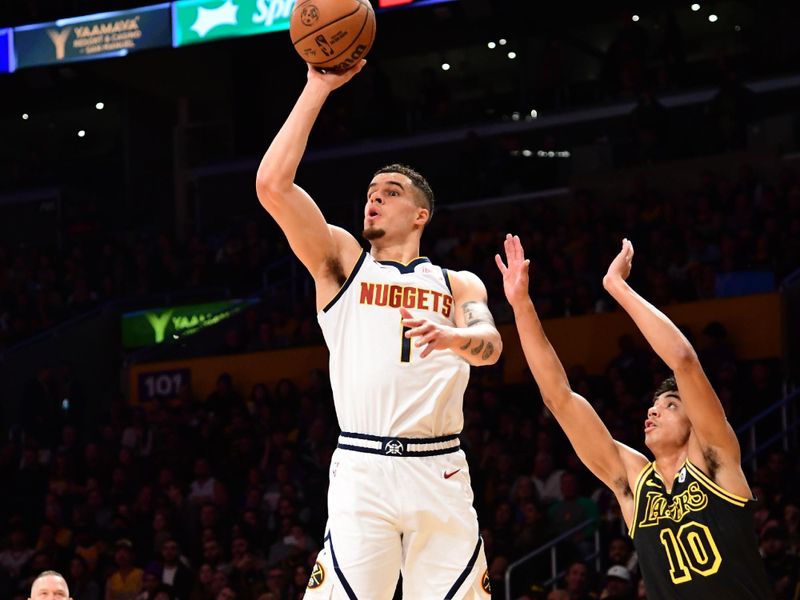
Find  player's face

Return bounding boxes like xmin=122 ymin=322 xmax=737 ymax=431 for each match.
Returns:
xmin=30 ymin=575 xmax=71 ymax=600
xmin=363 ymin=173 xmax=427 ymax=242
xmin=644 ymin=392 xmax=691 ymax=450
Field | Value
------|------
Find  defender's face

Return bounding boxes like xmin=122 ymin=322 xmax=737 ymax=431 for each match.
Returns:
xmin=363 ymin=173 xmax=427 ymax=241
xmin=644 ymin=392 xmax=691 ymax=449
xmin=30 ymin=575 xmax=71 ymax=600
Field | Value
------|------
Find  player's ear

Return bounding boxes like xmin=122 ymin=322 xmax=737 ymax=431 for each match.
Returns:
xmin=414 ymin=206 xmax=430 ymax=226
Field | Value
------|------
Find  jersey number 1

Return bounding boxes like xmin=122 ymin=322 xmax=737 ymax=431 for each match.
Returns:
xmin=401 ymin=324 xmax=412 ymax=363
xmin=658 ymin=522 xmax=722 ymax=584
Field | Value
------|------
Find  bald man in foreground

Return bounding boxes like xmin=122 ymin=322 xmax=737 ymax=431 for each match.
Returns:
xmin=29 ymin=571 xmax=71 ymax=600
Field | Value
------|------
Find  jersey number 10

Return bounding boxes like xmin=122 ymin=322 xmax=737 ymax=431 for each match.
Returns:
xmin=658 ymin=521 xmax=722 ymax=584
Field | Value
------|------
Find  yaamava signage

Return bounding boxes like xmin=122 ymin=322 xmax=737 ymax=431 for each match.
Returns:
xmin=122 ymin=298 xmax=259 ymax=348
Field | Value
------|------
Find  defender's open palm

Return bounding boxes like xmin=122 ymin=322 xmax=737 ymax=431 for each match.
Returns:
xmin=605 ymin=238 xmax=634 ymax=284
xmin=495 ymin=234 xmax=531 ymax=307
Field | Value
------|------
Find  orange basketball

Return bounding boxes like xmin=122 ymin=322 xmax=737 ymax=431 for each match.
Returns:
xmin=290 ymin=0 xmax=376 ymax=72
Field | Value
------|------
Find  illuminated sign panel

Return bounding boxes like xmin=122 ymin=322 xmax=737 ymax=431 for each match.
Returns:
xmin=172 ymin=0 xmax=296 ymax=47
xmin=172 ymin=0 xmax=454 ymax=46
xmin=378 ymin=0 xmax=453 ymax=7
xmin=13 ymin=3 xmax=171 ymax=69
xmin=121 ymin=298 xmax=259 ymax=349
xmin=0 ymin=28 xmax=12 ymax=73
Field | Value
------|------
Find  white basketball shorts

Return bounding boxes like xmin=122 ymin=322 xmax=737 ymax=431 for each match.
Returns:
xmin=304 ymin=433 xmax=492 ymax=599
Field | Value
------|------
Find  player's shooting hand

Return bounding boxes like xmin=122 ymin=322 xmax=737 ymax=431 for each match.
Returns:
xmin=603 ymin=238 xmax=634 ymax=289
xmin=495 ymin=233 xmax=531 ymax=308
xmin=306 ymin=59 xmax=366 ymax=92
xmin=400 ymin=307 xmax=459 ymax=358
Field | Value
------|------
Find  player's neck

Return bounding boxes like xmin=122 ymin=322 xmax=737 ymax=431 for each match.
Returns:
xmin=652 ymin=447 xmax=688 ymax=483
xmin=369 ymin=238 xmax=422 ymax=265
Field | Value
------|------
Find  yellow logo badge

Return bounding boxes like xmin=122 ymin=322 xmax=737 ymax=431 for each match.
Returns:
xmin=307 ymin=561 xmax=325 ymax=589
xmin=481 ymin=568 xmax=491 ymax=594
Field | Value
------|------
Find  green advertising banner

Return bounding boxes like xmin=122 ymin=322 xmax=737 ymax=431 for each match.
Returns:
xmin=172 ymin=0 xmax=296 ymax=47
xmin=13 ymin=4 xmax=172 ymax=69
xmin=122 ymin=298 xmax=259 ymax=349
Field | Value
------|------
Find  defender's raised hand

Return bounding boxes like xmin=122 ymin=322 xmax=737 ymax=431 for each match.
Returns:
xmin=495 ymin=234 xmax=531 ymax=307
xmin=604 ymin=238 xmax=634 ymax=288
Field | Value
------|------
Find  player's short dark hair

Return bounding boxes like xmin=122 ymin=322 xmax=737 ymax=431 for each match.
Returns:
xmin=374 ymin=163 xmax=435 ymax=221
xmin=653 ymin=376 xmax=678 ymax=402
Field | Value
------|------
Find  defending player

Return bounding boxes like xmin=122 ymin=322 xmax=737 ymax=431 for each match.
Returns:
xmin=256 ymin=61 xmax=501 ymax=599
xmin=496 ymin=235 xmax=771 ymax=598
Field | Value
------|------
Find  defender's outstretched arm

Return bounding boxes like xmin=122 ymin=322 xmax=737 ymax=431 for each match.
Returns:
xmin=603 ymin=239 xmax=741 ymax=459
xmin=497 ymin=235 xmax=646 ymax=516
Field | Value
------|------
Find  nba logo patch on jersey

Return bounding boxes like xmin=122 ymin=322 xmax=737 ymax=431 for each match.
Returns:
xmin=678 ymin=467 xmax=687 ymax=483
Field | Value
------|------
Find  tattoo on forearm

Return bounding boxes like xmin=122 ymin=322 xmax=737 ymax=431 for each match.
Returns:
xmin=482 ymin=342 xmax=494 ymax=360
xmin=463 ymin=300 xmax=496 ymax=328
xmin=459 ymin=338 xmax=472 ymax=350
xmin=470 ymin=340 xmax=485 ymax=355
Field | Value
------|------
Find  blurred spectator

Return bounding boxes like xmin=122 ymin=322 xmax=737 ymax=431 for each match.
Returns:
xmin=106 ymin=539 xmax=144 ymax=600
xmin=760 ymin=525 xmax=800 ymax=600
xmin=599 ymin=565 xmax=634 ymax=600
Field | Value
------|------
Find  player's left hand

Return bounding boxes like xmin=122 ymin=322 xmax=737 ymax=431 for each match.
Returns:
xmin=495 ymin=233 xmax=531 ymax=308
xmin=400 ymin=307 xmax=459 ymax=358
xmin=604 ymin=238 xmax=634 ymax=286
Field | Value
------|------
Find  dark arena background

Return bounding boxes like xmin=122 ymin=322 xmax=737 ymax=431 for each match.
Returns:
xmin=1 ymin=0 xmax=799 ymax=598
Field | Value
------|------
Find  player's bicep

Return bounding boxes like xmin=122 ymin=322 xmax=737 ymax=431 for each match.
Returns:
xmin=451 ymin=271 xmax=497 ymax=330
xmin=549 ymin=392 xmax=636 ymax=494
xmin=256 ymin=182 xmax=343 ymax=275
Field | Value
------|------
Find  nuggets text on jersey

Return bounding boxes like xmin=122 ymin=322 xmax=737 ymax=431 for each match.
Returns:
xmin=359 ymin=281 xmax=453 ymax=317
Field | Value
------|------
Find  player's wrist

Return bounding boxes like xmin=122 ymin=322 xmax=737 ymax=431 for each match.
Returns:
xmin=602 ymin=274 xmax=626 ymax=293
xmin=303 ymin=77 xmax=334 ymax=100
xmin=510 ymin=296 xmax=535 ymax=314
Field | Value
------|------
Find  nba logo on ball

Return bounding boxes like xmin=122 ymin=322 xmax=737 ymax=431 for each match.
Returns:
xmin=289 ymin=0 xmax=376 ymax=72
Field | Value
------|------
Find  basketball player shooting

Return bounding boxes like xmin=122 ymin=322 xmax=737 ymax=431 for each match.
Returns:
xmin=496 ymin=235 xmax=771 ymax=598
xmin=256 ymin=63 xmax=501 ymax=599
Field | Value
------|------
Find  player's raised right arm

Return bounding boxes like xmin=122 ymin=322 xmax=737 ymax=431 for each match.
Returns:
xmin=496 ymin=235 xmax=647 ymax=506
xmin=255 ymin=62 xmax=365 ymax=276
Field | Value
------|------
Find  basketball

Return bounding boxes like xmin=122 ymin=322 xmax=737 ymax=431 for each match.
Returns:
xmin=290 ymin=0 xmax=376 ymax=72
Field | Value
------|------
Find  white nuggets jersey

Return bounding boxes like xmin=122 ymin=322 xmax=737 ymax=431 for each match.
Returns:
xmin=317 ymin=251 xmax=470 ymax=438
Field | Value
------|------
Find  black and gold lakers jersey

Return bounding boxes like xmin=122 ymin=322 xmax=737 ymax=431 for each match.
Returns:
xmin=630 ymin=459 xmax=772 ymax=599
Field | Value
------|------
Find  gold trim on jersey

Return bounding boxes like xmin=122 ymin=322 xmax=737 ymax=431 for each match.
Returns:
xmin=685 ymin=460 xmax=748 ymax=507
xmin=629 ymin=462 xmax=655 ymax=539
xmin=385 ymin=256 xmax=429 ymax=266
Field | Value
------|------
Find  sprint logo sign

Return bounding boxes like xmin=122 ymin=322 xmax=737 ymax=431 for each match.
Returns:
xmin=172 ymin=0 xmax=296 ymax=46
